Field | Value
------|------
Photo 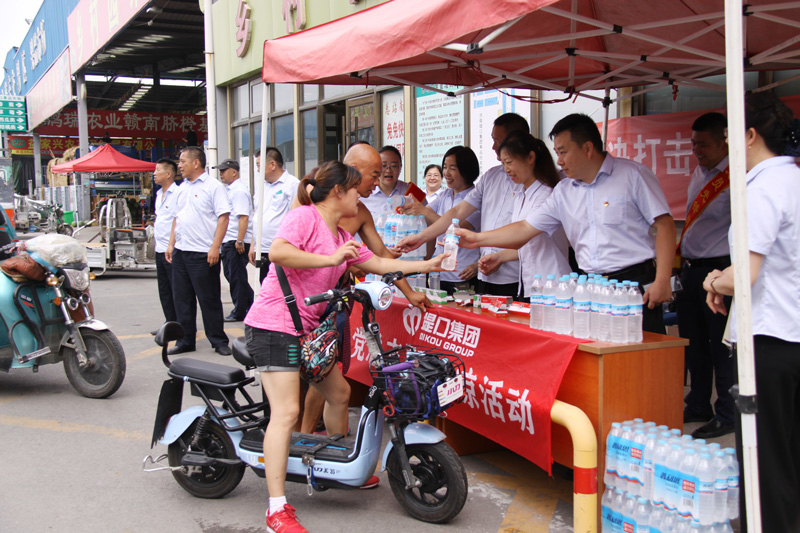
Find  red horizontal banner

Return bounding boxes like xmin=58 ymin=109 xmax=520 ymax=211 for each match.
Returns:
xmin=8 ymin=136 xmax=160 ymax=156
xmin=347 ymin=300 xmax=579 ymax=474
xmin=34 ymin=109 xmax=207 ymax=141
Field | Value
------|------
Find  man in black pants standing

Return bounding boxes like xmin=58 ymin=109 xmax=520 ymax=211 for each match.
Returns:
xmin=166 ymin=147 xmax=232 ymax=356
xmin=677 ymin=112 xmax=735 ymax=438
xmin=151 ymin=158 xmax=183 ymax=334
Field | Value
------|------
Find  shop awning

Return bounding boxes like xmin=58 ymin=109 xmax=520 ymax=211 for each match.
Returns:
xmin=262 ymin=0 xmax=800 ymax=99
xmin=51 ymin=144 xmax=156 ymax=173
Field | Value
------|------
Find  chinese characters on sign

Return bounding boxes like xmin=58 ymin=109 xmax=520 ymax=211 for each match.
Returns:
xmin=381 ymin=89 xmax=405 ymax=162
xmin=235 ymin=0 xmax=252 ymax=58
xmin=36 ymin=109 xmax=206 ymax=141
xmin=415 ymin=86 xmax=464 ymax=179
xmin=470 ymin=89 xmax=532 ymax=174
xmin=282 ymin=0 xmax=306 ymax=34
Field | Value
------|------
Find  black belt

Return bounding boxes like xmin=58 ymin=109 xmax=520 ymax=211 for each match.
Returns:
xmin=682 ymin=255 xmax=731 ymax=270
xmin=600 ymin=259 xmax=656 ymax=281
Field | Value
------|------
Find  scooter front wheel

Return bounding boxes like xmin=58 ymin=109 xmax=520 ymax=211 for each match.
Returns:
xmin=63 ymin=328 xmax=126 ymax=399
xmin=386 ymin=442 xmax=468 ymax=523
xmin=168 ymin=419 xmax=245 ymax=499
xmin=57 ymin=223 xmax=74 ymax=236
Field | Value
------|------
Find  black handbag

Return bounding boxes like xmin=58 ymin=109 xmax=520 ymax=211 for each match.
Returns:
xmin=275 ymin=265 xmax=339 ymax=383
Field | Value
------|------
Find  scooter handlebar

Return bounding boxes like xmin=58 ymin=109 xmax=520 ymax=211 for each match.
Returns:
xmin=304 ymin=290 xmax=336 ymax=306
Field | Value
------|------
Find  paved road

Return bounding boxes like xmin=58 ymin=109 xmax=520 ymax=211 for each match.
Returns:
xmin=0 ymin=266 xmax=574 ymax=533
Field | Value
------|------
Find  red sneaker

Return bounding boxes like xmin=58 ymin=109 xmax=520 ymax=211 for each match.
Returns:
xmin=266 ymin=504 xmax=307 ymax=533
xmin=359 ymin=475 xmax=380 ymax=489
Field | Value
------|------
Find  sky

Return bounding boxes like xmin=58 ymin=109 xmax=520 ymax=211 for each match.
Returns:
xmin=0 ymin=0 xmax=45 ymax=87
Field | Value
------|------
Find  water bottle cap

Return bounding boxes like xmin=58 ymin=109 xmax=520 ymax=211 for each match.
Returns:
xmin=637 ymin=497 xmax=648 ymax=503
xmin=547 ymin=274 xmax=555 ymax=279
xmin=635 ymin=429 xmax=644 ymax=434
xmin=578 ymin=275 xmax=587 ymax=282
xmin=570 ymin=272 xmax=578 ymax=278
xmin=561 ymin=275 xmax=569 ymax=281
xmin=612 ymin=422 xmax=621 ymax=427
xmin=694 ymin=438 xmax=706 ymax=444
xmin=657 ymin=439 xmax=667 ymax=445
xmin=534 ymin=274 xmax=542 ymax=278
xmin=685 ymin=448 xmax=697 ymax=455
xmin=709 ymin=443 xmax=721 ymax=450
xmin=714 ymin=450 xmax=725 ymax=457
xmin=631 ymin=281 xmax=639 ymax=287
xmin=725 ymin=448 xmax=736 ymax=455
xmin=623 ymin=280 xmax=631 ymax=285
xmin=671 ymin=444 xmax=682 ymax=450
xmin=451 ymin=218 xmax=459 ymax=224
xmin=603 ymin=281 xmax=610 ymax=286
xmin=615 ymin=487 xmax=624 ymax=494
xmin=577 ymin=278 xmax=586 ymax=284
xmin=610 ymin=279 xmax=619 ymax=284
xmin=700 ymin=452 xmax=711 ymax=459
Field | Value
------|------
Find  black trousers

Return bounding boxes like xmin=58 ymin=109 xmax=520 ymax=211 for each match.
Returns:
xmin=677 ymin=262 xmax=735 ymax=423
xmin=476 ymin=280 xmax=519 ymax=297
xmin=171 ymin=249 xmax=228 ymax=349
xmin=221 ymin=241 xmax=254 ymax=319
xmin=155 ymin=252 xmax=177 ymax=323
xmin=736 ymin=336 xmax=800 ymax=532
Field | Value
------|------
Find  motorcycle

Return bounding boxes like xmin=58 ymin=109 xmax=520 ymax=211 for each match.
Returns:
xmin=0 ymin=234 xmax=126 ymax=398
xmin=15 ymin=195 xmax=74 ymax=236
xmin=144 ymin=272 xmax=469 ymax=523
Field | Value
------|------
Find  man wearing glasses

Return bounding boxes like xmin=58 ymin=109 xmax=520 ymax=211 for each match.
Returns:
xmin=361 ymin=145 xmax=426 ymax=220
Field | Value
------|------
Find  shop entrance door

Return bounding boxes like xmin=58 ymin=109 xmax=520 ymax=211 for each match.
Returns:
xmin=321 ymin=102 xmax=345 ymax=161
xmin=345 ymin=96 xmax=376 ymax=148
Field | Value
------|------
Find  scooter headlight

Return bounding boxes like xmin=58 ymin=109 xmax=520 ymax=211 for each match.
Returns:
xmin=376 ymin=286 xmax=393 ymax=310
xmin=63 ymin=267 xmax=91 ymax=292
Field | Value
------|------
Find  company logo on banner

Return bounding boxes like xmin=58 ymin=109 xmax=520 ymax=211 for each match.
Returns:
xmin=347 ymin=302 xmax=579 ymax=473
xmin=35 ymin=109 xmax=206 ymax=141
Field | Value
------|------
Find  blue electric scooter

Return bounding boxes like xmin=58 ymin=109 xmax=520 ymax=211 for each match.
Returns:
xmin=144 ymin=272 xmax=469 ymax=523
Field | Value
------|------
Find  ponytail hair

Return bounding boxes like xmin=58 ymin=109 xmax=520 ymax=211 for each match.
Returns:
xmin=499 ymin=131 xmax=561 ymax=189
xmin=296 ymin=161 xmax=361 ymax=205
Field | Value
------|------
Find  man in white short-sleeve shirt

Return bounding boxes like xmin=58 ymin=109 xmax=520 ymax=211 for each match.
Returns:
xmin=152 ymin=158 xmax=183 ymax=332
xmin=249 ymin=147 xmax=299 ymax=283
xmin=167 ymin=146 xmax=232 ymax=356
xmin=396 ymin=113 xmax=530 ymax=297
xmin=456 ymin=113 xmax=675 ymax=333
xmin=217 ymin=158 xmax=254 ymax=323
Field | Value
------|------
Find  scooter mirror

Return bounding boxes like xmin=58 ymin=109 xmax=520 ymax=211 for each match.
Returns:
xmin=155 ymin=321 xmax=185 ymax=347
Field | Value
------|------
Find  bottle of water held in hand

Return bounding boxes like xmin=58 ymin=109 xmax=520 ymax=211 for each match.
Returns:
xmin=529 ymin=275 xmax=544 ymax=330
xmin=542 ymin=275 xmax=557 ymax=332
xmin=441 ymin=218 xmax=459 ymax=271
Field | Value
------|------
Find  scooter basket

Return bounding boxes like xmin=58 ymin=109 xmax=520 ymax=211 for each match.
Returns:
xmin=370 ymin=346 xmax=465 ymax=421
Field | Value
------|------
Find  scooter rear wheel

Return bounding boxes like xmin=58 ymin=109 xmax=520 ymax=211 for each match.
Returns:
xmin=63 ymin=328 xmax=126 ymax=399
xmin=168 ymin=419 xmax=245 ymax=499
xmin=386 ymin=442 xmax=468 ymax=523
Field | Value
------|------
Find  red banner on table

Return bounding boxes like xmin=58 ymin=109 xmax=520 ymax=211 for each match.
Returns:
xmin=347 ymin=300 xmax=580 ymax=474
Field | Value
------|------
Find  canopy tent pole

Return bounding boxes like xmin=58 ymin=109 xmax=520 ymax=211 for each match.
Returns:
xmin=601 ymin=87 xmax=610 ymax=148
xmin=252 ymin=83 xmax=270 ymax=274
xmin=724 ymin=0 xmax=761 ymax=530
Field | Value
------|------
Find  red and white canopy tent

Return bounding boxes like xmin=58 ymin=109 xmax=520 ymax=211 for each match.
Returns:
xmin=257 ymin=3 xmax=800 ymax=529
xmin=51 ymin=144 xmax=157 ymax=174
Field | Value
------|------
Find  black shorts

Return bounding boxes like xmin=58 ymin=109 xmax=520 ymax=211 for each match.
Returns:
xmin=244 ymin=325 xmax=301 ymax=372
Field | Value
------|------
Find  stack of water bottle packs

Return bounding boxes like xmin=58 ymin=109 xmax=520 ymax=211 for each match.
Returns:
xmin=529 ymin=273 xmax=644 ymax=342
xmin=373 ymin=199 xmax=429 ymax=288
xmin=602 ymin=419 xmax=739 ymax=532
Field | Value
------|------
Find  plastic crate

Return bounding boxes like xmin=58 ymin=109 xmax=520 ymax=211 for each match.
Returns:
xmin=63 ymin=210 xmax=75 ymax=226
xmin=370 ymin=346 xmax=465 ymax=421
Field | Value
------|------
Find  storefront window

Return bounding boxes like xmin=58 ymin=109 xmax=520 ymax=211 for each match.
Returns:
xmin=252 ymin=83 xmax=265 ymax=115
xmin=233 ymin=83 xmax=249 ymax=121
xmin=303 ymin=110 xmax=318 ymax=174
xmin=323 ymin=85 xmax=362 ymax=101
xmin=233 ymin=125 xmax=250 ymax=166
xmin=274 ymin=114 xmax=295 ymax=175
xmin=303 ymin=85 xmax=319 ymax=104
xmin=274 ymin=84 xmax=294 ymax=111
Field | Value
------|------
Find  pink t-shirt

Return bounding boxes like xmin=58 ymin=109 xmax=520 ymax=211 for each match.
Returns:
xmin=244 ymin=205 xmax=373 ymax=335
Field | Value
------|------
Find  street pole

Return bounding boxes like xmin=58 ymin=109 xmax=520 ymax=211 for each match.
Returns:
xmin=76 ymin=73 xmax=89 ymax=186
xmin=203 ymin=0 xmax=219 ymax=177
xmin=33 ymin=133 xmax=42 ymax=191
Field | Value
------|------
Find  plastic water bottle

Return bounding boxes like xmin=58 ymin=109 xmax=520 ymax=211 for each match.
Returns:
xmin=611 ymin=281 xmax=629 ymax=343
xmin=586 ymin=277 xmax=598 ymax=339
xmin=612 ymin=487 xmax=626 ymax=533
xmin=651 ymin=438 xmax=670 ymax=508
xmin=674 ymin=515 xmax=691 ymax=533
xmin=554 ymin=275 xmax=573 ymax=335
xmin=618 ymin=423 xmax=634 ymax=492
xmin=415 ymin=216 xmax=427 ymax=259
xmin=711 ymin=451 xmax=727 ymax=523
xmin=679 ymin=449 xmax=699 ymax=518
xmin=375 ymin=210 xmax=388 ymax=244
xmin=542 ymin=275 xmax=557 ymax=332
xmin=602 ymin=485 xmax=616 ymax=533
xmin=642 ymin=429 xmax=658 ymax=500
xmin=723 ymin=449 xmax=739 ymax=520
xmin=695 ymin=453 xmax=715 ymax=525
xmin=664 ymin=444 xmax=685 ymax=511
xmin=711 ymin=521 xmax=733 ymax=533
xmin=634 ymin=497 xmax=651 ymax=533
xmin=530 ymin=275 xmax=543 ymax=330
xmin=598 ymin=281 xmax=613 ymax=341
xmin=441 ymin=218 xmax=459 ymax=271
xmin=622 ymin=493 xmax=638 ymax=533
xmin=650 ymin=505 xmax=666 ymax=533
xmin=605 ymin=422 xmax=622 ymax=486
xmin=429 ymin=271 xmax=440 ymax=291
xmin=628 ymin=281 xmax=644 ymax=343
xmin=569 ymin=272 xmax=579 ymax=292
xmin=661 ymin=509 xmax=678 ymax=532
xmin=573 ymin=276 xmax=591 ymax=339
xmin=387 ymin=195 xmax=409 ymax=210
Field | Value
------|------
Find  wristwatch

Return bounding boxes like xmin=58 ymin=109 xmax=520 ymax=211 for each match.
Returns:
xmin=236 ymin=240 xmax=244 ymax=245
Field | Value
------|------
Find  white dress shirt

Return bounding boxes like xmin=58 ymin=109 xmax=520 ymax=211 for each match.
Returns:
xmin=463 ymin=165 xmax=523 ymax=285
xmin=681 ymin=156 xmax=731 ymax=259
xmin=174 ymin=172 xmax=232 ymax=252
xmin=154 ymin=181 xmax=183 ymax=253
xmin=361 ymin=181 xmax=411 ymax=222
xmin=223 ymin=177 xmax=253 ymax=243
xmin=254 ymin=170 xmax=299 ymax=253
xmin=526 ymin=154 xmax=671 ymax=274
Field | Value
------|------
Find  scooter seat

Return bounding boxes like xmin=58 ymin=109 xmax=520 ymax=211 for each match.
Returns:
xmin=232 ymin=336 xmax=255 ymax=368
xmin=168 ymin=357 xmax=246 ymax=385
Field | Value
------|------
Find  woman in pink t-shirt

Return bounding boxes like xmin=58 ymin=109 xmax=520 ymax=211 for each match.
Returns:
xmin=244 ymin=161 xmax=448 ymax=532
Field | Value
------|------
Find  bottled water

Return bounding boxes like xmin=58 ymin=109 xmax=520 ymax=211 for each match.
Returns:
xmin=651 ymin=438 xmax=670 ymax=507
xmin=605 ymin=422 xmax=623 ymax=486
xmin=650 ymin=505 xmax=665 ymax=533
xmin=529 ymin=275 xmax=543 ymax=330
xmin=674 ymin=515 xmax=691 ymax=533
xmin=612 ymin=487 xmax=626 ymax=533
xmin=628 ymin=281 xmax=644 ymax=343
xmin=618 ymin=424 xmax=634 ymax=492
xmin=387 ymin=195 xmax=410 ymax=210
xmin=665 ymin=444 xmax=685 ymax=511
xmin=587 ymin=277 xmax=598 ymax=339
xmin=695 ymin=452 xmax=715 ymax=525
xmin=385 ymin=212 xmax=399 ymax=247
xmin=542 ymin=275 xmax=557 ymax=332
xmin=678 ymin=448 xmax=699 ymax=518
xmin=397 ymin=215 xmax=411 ymax=255
xmin=428 ymin=271 xmax=440 ymax=291
xmin=415 ymin=216 xmax=427 ymax=259
xmin=602 ymin=485 xmax=616 ymax=533
xmin=375 ymin=211 xmax=388 ymax=245
xmin=689 ymin=521 xmax=703 ymax=532
xmin=554 ymin=275 xmax=573 ymax=335
xmin=573 ymin=276 xmax=591 ymax=339
xmin=569 ymin=272 xmax=579 ymax=292
xmin=441 ymin=218 xmax=459 ymax=271
xmin=711 ymin=451 xmax=728 ymax=523
xmin=622 ymin=493 xmax=638 ymax=533
xmin=723 ymin=449 xmax=739 ymax=520
xmin=611 ymin=281 xmax=629 ymax=343
xmin=598 ymin=281 xmax=613 ymax=341
xmin=711 ymin=521 xmax=733 ymax=533
xmin=629 ymin=429 xmax=647 ymax=496
xmin=642 ymin=429 xmax=659 ymax=500
xmin=633 ymin=497 xmax=651 ymax=533
xmin=662 ymin=509 xmax=678 ymax=532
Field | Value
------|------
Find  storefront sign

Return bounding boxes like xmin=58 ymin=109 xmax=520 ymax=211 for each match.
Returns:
xmin=27 ymin=49 xmax=72 ymax=130
xmin=381 ymin=89 xmax=405 ymax=161
xmin=470 ymin=89 xmax=532 ymax=175
xmin=282 ymin=0 xmax=307 ymax=33
xmin=0 ymin=97 xmax=27 ymax=132
xmin=235 ymin=0 xmax=252 ymax=57
xmin=347 ymin=301 xmax=579 ymax=473
xmin=8 ymin=136 xmax=157 ymax=156
xmin=415 ymin=86 xmax=465 ymax=180
xmin=68 ymin=0 xmax=150 ymax=73
xmin=35 ymin=109 xmax=207 ymax=141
